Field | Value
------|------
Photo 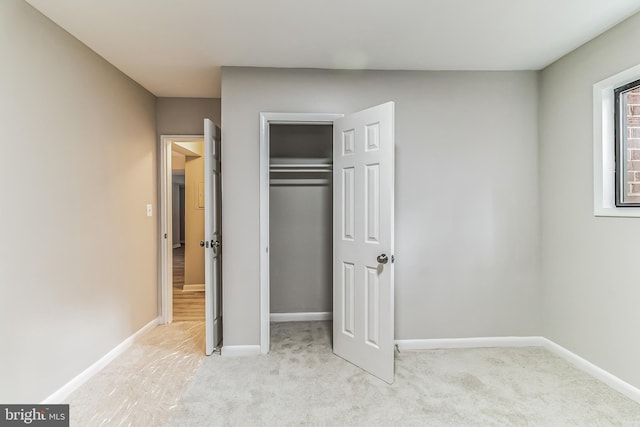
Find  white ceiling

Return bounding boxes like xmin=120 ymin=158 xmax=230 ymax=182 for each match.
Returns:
xmin=25 ymin=0 xmax=640 ymax=98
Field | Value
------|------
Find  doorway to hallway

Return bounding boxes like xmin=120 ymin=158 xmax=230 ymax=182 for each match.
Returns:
xmin=160 ymin=120 xmax=222 ymax=355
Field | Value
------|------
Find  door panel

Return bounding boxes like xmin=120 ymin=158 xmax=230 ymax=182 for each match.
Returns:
xmin=205 ymin=118 xmax=222 ymax=355
xmin=342 ymin=262 xmax=355 ymax=336
xmin=333 ymin=102 xmax=395 ymax=383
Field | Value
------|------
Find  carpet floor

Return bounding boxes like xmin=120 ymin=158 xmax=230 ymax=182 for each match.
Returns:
xmin=67 ymin=321 xmax=205 ymax=426
xmin=167 ymin=321 xmax=640 ymax=426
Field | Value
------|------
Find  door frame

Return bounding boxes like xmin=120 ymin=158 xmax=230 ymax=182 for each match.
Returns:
xmin=159 ymin=134 xmax=204 ymax=324
xmin=259 ymin=112 xmax=342 ymax=354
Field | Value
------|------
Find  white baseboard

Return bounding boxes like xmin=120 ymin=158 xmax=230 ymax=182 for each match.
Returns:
xmin=541 ymin=338 xmax=640 ymax=404
xmin=221 ymin=345 xmax=261 ymax=357
xmin=183 ymin=283 xmax=205 ymax=292
xmin=41 ymin=317 xmax=159 ymax=404
xmin=395 ymin=336 xmax=544 ymax=351
xmin=270 ymin=312 xmax=333 ymax=322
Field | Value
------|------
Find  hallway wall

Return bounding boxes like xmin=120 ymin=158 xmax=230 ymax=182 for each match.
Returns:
xmin=184 ymin=154 xmax=205 ymax=285
xmin=156 ymin=97 xmax=221 ymax=134
xmin=0 ymin=0 xmax=158 ymax=402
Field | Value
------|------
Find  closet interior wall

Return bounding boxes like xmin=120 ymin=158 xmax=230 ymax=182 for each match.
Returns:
xmin=269 ymin=124 xmax=333 ymax=316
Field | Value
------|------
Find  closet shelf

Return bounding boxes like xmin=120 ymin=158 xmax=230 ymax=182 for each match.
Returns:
xmin=270 ymin=169 xmax=332 ymax=173
xmin=270 ymin=178 xmax=330 ymax=186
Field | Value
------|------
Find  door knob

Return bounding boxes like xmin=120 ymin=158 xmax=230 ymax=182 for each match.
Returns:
xmin=377 ymin=254 xmax=388 ymax=264
xmin=199 ymin=240 xmax=205 ymax=247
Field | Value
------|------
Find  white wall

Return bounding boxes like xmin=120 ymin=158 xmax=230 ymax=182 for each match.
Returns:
xmin=221 ymin=67 xmax=541 ymax=346
xmin=540 ymin=12 xmax=640 ymax=389
xmin=0 ymin=0 xmax=157 ymax=402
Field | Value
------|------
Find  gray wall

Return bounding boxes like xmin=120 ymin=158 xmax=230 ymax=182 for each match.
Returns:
xmin=270 ymin=185 xmax=333 ymax=313
xmin=0 ymin=0 xmax=157 ymax=402
xmin=540 ymin=12 xmax=640 ymax=389
xmin=156 ymin=97 xmax=221 ymax=134
xmin=172 ymin=182 xmax=182 ymax=244
xmin=270 ymin=124 xmax=333 ymax=159
xmin=221 ymin=67 xmax=541 ymax=346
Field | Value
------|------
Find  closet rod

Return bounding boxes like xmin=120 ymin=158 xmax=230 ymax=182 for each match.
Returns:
xmin=269 ymin=168 xmax=332 ymax=173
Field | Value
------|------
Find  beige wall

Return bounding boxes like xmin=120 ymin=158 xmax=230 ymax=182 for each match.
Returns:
xmin=156 ymin=97 xmax=221 ymax=134
xmin=221 ymin=67 xmax=541 ymax=346
xmin=0 ymin=0 xmax=157 ymax=402
xmin=540 ymin=12 xmax=640 ymax=388
xmin=184 ymin=154 xmax=205 ymax=284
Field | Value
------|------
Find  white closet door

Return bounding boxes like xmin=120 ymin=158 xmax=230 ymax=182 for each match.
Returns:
xmin=333 ymin=102 xmax=395 ymax=383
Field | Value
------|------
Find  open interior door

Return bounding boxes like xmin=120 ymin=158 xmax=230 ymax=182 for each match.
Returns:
xmin=204 ymin=118 xmax=222 ymax=355
xmin=333 ymin=102 xmax=395 ymax=383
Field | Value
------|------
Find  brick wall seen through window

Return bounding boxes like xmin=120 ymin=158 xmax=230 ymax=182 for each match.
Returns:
xmin=624 ymin=87 xmax=640 ymax=203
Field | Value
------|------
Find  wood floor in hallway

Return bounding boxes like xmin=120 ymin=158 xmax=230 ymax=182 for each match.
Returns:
xmin=172 ymin=246 xmax=205 ymax=321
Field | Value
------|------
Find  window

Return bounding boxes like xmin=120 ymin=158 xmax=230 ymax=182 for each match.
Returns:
xmin=593 ymin=64 xmax=640 ymax=217
xmin=615 ymin=79 xmax=640 ymax=206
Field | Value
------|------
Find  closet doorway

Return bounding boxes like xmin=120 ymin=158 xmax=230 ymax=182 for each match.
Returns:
xmin=259 ymin=113 xmax=342 ymax=357
xmin=259 ymin=104 xmax=396 ymax=383
xmin=269 ymin=123 xmax=334 ymax=324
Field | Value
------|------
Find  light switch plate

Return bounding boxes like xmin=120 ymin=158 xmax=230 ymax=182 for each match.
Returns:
xmin=146 ymin=204 xmax=152 ymax=217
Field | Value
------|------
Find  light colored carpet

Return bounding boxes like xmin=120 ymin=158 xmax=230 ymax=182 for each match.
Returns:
xmin=168 ymin=321 xmax=640 ymax=426
xmin=67 ymin=321 xmax=205 ymax=427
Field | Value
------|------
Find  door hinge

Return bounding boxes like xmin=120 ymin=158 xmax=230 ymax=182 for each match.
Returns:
xmin=391 ymin=255 xmax=395 ymax=263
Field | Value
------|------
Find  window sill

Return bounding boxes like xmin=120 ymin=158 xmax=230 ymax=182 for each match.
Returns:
xmin=594 ymin=206 xmax=640 ymax=218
